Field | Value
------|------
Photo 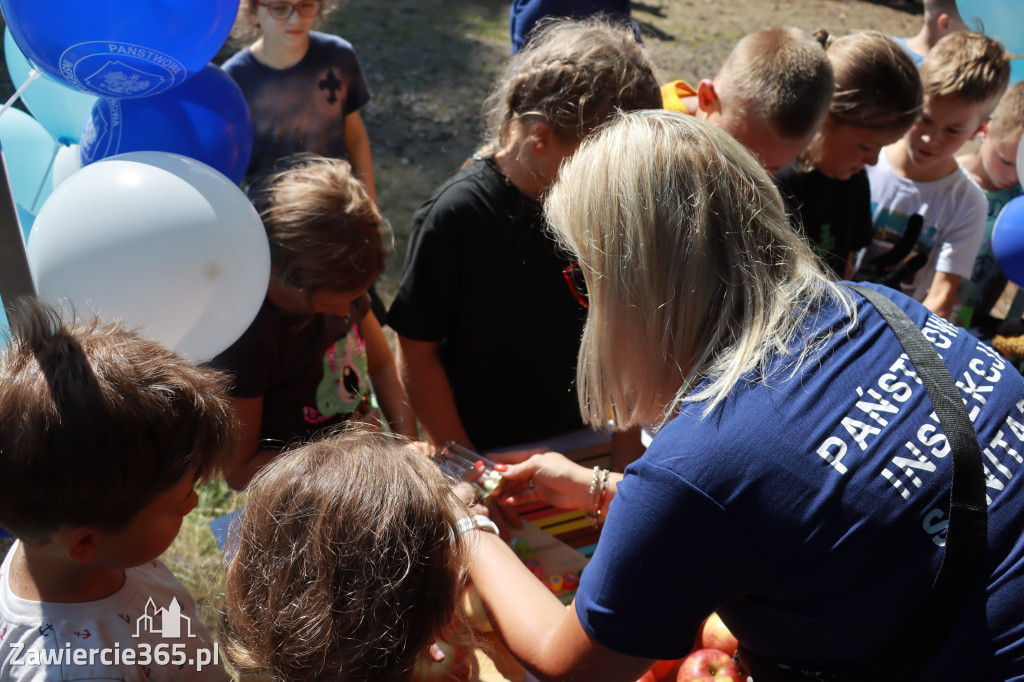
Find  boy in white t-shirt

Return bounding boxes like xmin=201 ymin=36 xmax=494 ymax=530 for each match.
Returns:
xmin=0 ymin=300 xmax=234 ymax=680
xmin=865 ymin=31 xmax=1009 ymax=319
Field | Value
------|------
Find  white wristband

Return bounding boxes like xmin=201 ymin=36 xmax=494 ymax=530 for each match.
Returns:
xmin=456 ymin=514 xmax=499 ymax=535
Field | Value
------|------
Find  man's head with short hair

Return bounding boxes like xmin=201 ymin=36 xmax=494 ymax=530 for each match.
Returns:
xmin=920 ymin=31 xmax=1010 ymax=119
xmin=0 ymin=299 xmax=234 ymax=546
xmin=696 ymin=27 xmax=834 ymax=173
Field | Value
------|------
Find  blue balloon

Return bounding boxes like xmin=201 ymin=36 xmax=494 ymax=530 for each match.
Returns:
xmin=0 ymin=108 xmax=57 ymax=213
xmin=81 ymin=64 xmax=253 ymax=184
xmin=992 ymin=195 xmax=1024 ymax=287
xmin=0 ymin=0 xmax=240 ymax=98
xmin=956 ymin=0 xmax=1024 ymax=54
xmin=4 ymin=28 xmax=97 ymax=144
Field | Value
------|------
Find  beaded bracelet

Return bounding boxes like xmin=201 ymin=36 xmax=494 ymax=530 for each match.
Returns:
xmin=586 ymin=466 xmax=610 ymax=528
xmin=593 ymin=469 xmax=610 ymax=528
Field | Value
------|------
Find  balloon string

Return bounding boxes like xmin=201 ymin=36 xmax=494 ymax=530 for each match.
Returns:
xmin=0 ymin=68 xmax=42 ymax=120
xmin=29 ymin=140 xmax=61 ymax=213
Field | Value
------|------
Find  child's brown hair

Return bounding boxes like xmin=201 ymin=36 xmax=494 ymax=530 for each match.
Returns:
xmin=822 ymin=31 xmax=922 ymax=131
xmin=479 ymin=16 xmax=662 ymax=156
xmin=987 ymin=81 xmax=1024 ymax=141
xmin=716 ymin=26 xmax=834 ymax=140
xmin=222 ymin=427 xmax=473 ymax=682
xmin=0 ymin=299 xmax=234 ymax=543
xmin=919 ymin=31 xmax=1010 ymax=118
xmin=255 ymin=154 xmax=391 ymax=295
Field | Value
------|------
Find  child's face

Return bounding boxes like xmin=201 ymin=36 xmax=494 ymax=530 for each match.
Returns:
xmin=715 ymin=109 xmax=814 ymax=175
xmin=270 ymin=273 xmax=367 ymax=319
xmin=978 ymin=129 xmax=1021 ymax=191
xmin=903 ymin=95 xmax=986 ymax=176
xmin=807 ymin=118 xmax=905 ymax=180
xmin=91 ymin=473 xmax=199 ymax=569
xmin=252 ymin=0 xmax=318 ymax=48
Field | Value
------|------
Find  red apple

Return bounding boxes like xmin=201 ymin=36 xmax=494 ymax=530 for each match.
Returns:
xmin=651 ymin=658 xmax=683 ymax=679
xmin=676 ymin=649 xmax=744 ymax=682
xmin=699 ymin=612 xmax=739 ymax=657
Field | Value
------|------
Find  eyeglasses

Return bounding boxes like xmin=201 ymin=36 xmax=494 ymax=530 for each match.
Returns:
xmin=254 ymin=0 xmax=322 ymax=20
xmin=562 ymin=262 xmax=589 ymax=309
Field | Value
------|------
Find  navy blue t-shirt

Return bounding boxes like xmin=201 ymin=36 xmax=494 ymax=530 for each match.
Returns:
xmin=223 ymin=31 xmax=370 ymax=187
xmin=575 ymin=283 xmax=1024 ymax=679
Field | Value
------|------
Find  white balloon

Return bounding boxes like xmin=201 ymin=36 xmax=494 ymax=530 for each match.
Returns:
xmin=49 ymin=143 xmax=83 ymax=191
xmin=27 ymin=151 xmax=269 ymax=361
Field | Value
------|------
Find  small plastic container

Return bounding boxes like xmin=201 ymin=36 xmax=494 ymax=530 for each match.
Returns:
xmin=434 ymin=441 xmax=504 ymax=501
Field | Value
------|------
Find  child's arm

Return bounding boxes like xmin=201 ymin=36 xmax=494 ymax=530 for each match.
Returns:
xmin=345 ymin=110 xmax=377 ymax=204
xmin=223 ymin=396 xmax=280 ymax=490
xmin=922 ymin=271 xmax=962 ymax=320
xmin=396 ymin=335 xmax=474 ymax=448
xmin=362 ymin=312 xmax=418 ymax=438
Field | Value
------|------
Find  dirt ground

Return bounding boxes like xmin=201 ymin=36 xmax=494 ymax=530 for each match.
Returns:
xmin=327 ymin=0 xmax=922 ymax=298
xmin=0 ymin=1 xmax=922 ymax=299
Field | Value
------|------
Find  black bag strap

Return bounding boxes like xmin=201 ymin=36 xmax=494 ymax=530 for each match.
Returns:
xmin=848 ymin=285 xmax=988 ymax=680
xmin=739 ymin=287 xmax=989 ymax=682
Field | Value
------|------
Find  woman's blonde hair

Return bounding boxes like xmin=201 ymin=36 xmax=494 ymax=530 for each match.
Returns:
xmin=221 ymin=427 xmax=473 ymax=682
xmin=478 ymin=16 xmax=662 ymax=156
xmin=545 ymin=110 xmax=852 ymax=428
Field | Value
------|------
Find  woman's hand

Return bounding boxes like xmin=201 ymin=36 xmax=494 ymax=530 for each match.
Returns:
xmin=491 ymin=451 xmax=594 ymax=511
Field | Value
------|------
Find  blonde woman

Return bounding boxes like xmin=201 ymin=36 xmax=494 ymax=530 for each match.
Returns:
xmin=468 ymin=110 xmax=1024 ymax=681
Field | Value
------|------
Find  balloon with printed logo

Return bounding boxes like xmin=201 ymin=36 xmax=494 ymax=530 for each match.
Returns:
xmin=4 ymin=28 xmax=98 ymax=144
xmin=956 ymin=0 xmax=1024 ymax=54
xmin=0 ymin=0 xmax=240 ymax=99
xmin=992 ymin=196 xmax=1024 ymax=287
xmin=27 ymin=152 xmax=270 ymax=361
xmin=80 ymin=64 xmax=253 ymax=184
xmin=0 ymin=107 xmax=58 ymax=214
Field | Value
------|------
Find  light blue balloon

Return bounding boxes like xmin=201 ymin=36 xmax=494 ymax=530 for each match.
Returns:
xmin=4 ymin=28 xmax=98 ymax=144
xmin=1 ymin=0 xmax=240 ymax=99
xmin=16 ymin=203 xmax=35 ymax=243
xmin=1011 ymin=58 xmax=1024 ymax=86
xmin=956 ymin=0 xmax=1024 ymax=54
xmin=0 ymin=304 xmax=8 ymax=348
xmin=0 ymin=108 xmax=58 ymax=213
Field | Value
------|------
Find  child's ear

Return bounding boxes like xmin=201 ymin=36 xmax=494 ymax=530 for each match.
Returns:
xmin=974 ymin=117 xmax=991 ymax=141
xmin=526 ymin=121 xmax=556 ymax=157
xmin=696 ymin=79 xmax=721 ymax=119
xmin=60 ymin=526 xmax=100 ymax=564
xmin=935 ymin=12 xmax=962 ymax=36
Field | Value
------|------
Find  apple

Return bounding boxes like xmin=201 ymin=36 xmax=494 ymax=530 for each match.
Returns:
xmin=699 ymin=612 xmax=739 ymax=657
xmin=676 ymin=649 xmax=744 ymax=682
